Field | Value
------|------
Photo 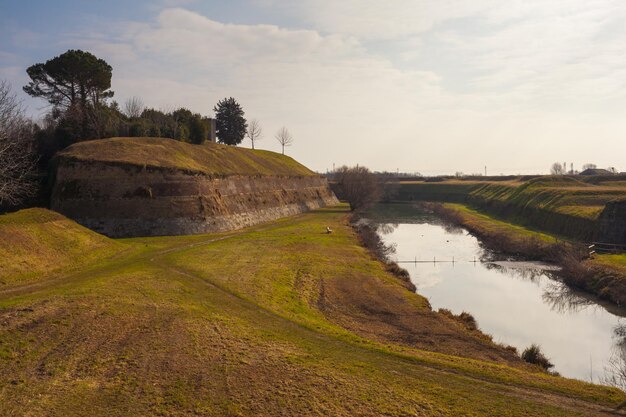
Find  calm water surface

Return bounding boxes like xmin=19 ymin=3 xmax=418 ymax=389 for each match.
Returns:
xmin=369 ymin=205 xmax=626 ymax=382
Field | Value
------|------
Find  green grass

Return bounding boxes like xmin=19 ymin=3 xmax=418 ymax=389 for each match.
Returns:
xmin=397 ymin=176 xmax=626 ymax=242
xmin=0 ymin=206 xmax=623 ymax=416
xmin=444 ymin=203 xmax=559 ymax=243
xmin=593 ymin=254 xmax=626 ymax=273
xmin=59 ymin=136 xmax=317 ymax=177
xmin=0 ymin=208 xmax=126 ymax=285
xmin=399 ymin=176 xmax=626 ymax=221
xmin=468 ymin=177 xmax=625 ymax=220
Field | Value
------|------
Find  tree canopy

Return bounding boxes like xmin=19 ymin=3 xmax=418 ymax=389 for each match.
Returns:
xmin=334 ymin=165 xmax=381 ymax=212
xmin=23 ymin=49 xmax=113 ymax=110
xmin=213 ymin=97 xmax=247 ymax=145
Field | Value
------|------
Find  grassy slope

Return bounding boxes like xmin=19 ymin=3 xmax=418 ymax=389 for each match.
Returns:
xmin=399 ymin=176 xmax=626 ymax=221
xmin=594 ymin=254 xmax=626 ymax=274
xmin=468 ymin=177 xmax=625 ymax=220
xmin=442 ymin=203 xmax=559 ymax=243
xmin=0 ymin=208 xmax=125 ymax=286
xmin=57 ymin=137 xmax=316 ymax=177
xmin=0 ymin=207 xmax=624 ymax=416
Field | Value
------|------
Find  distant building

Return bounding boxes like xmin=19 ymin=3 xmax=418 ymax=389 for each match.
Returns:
xmin=579 ymin=168 xmax=613 ymax=176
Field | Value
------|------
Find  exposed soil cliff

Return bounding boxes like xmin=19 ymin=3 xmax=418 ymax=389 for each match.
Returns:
xmin=51 ymin=137 xmax=338 ymax=237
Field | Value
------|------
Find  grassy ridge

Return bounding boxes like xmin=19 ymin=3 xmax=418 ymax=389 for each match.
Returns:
xmin=397 ymin=176 xmax=626 ymax=241
xmin=0 ymin=208 xmax=124 ymax=286
xmin=468 ymin=177 xmax=624 ymax=220
xmin=58 ymin=137 xmax=317 ymax=177
xmin=0 ymin=207 xmax=624 ymax=416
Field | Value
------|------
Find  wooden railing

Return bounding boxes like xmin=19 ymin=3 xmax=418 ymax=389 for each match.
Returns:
xmin=589 ymin=242 xmax=626 ymax=255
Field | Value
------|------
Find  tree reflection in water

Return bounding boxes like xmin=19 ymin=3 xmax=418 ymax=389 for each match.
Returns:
xmin=541 ymin=281 xmax=595 ymax=314
xmin=484 ymin=262 xmax=545 ymax=284
xmin=376 ymin=223 xmax=398 ymax=235
xmin=603 ymin=323 xmax=626 ymax=392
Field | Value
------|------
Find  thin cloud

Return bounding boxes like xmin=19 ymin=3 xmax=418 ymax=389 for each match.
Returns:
xmin=5 ymin=2 xmax=626 ymax=173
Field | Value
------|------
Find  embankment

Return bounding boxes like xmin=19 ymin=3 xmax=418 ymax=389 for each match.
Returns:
xmin=51 ymin=137 xmax=338 ymax=237
xmin=396 ymin=176 xmax=626 ymax=243
xmin=0 ymin=208 xmax=124 ymax=286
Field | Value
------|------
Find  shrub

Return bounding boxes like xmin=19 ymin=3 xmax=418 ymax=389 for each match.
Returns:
xmin=522 ymin=344 xmax=554 ymax=370
xmin=438 ymin=309 xmax=478 ymax=332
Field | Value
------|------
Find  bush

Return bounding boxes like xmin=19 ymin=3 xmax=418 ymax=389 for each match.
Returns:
xmin=438 ymin=309 xmax=478 ymax=332
xmin=521 ymin=344 xmax=554 ymax=370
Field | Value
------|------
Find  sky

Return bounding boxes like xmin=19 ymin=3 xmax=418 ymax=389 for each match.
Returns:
xmin=1 ymin=0 xmax=625 ymax=175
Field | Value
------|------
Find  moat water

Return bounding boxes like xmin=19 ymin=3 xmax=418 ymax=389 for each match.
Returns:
xmin=368 ymin=204 xmax=626 ymax=383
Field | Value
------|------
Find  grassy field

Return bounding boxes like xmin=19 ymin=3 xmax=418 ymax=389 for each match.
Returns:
xmin=58 ymin=137 xmax=316 ymax=177
xmin=1 ymin=206 xmax=624 ymax=416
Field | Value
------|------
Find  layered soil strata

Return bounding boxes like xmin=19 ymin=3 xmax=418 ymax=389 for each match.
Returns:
xmin=51 ymin=138 xmax=338 ymax=237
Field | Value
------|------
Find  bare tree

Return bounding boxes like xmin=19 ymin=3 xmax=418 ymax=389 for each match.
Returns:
xmin=275 ymin=126 xmax=293 ymax=155
xmin=582 ymin=163 xmax=597 ymax=170
xmin=0 ymin=80 xmax=36 ymax=206
xmin=334 ymin=165 xmax=381 ymax=211
xmin=247 ymin=119 xmax=262 ymax=149
xmin=550 ymin=162 xmax=565 ymax=175
xmin=124 ymin=96 xmax=144 ymax=119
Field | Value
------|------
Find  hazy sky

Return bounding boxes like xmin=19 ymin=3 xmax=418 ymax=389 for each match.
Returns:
xmin=1 ymin=0 xmax=625 ymax=174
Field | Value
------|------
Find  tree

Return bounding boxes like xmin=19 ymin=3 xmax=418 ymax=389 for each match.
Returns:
xmin=0 ymin=80 xmax=36 ymax=206
xmin=188 ymin=114 xmax=208 ymax=144
xmin=582 ymin=163 xmax=597 ymax=170
xmin=334 ymin=165 xmax=381 ymax=212
xmin=550 ymin=162 xmax=565 ymax=175
xmin=213 ymin=97 xmax=247 ymax=145
xmin=23 ymin=49 xmax=113 ymax=110
xmin=246 ymin=119 xmax=262 ymax=149
xmin=124 ymin=96 xmax=144 ymax=119
xmin=275 ymin=126 xmax=293 ymax=155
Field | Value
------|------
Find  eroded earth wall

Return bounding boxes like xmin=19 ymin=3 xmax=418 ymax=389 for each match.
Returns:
xmin=51 ymin=160 xmax=338 ymax=237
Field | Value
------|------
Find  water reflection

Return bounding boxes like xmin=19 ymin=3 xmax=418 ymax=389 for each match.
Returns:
xmin=368 ymin=205 xmax=626 ymax=383
xmin=603 ymin=324 xmax=626 ymax=390
xmin=377 ymin=223 xmax=398 ymax=235
xmin=541 ymin=282 xmax=596 ymax=314
xmin=484 ymin=261 xmax=546 ymax=283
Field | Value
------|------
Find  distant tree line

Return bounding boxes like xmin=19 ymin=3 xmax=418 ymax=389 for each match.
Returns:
xmin=550 ymin=161 xmax=618 ymax=175
xmin=0 ymin=48 xmax=295 ymax=211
